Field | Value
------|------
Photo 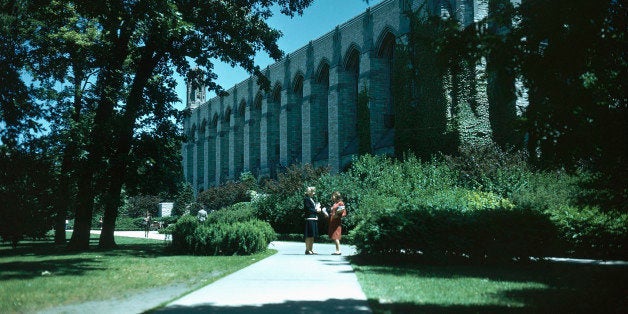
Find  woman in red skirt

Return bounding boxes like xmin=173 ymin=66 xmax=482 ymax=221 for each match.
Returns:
xmin=328 ymin=191 xmax=347 ymax=255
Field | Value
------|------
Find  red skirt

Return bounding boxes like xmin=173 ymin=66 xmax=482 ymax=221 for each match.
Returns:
xmin=328 ymin=217 xmax=342 ymax=240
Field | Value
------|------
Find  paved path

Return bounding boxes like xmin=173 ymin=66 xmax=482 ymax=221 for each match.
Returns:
xmin=90 ymin=230 xmax=171 ymax=241
xmin=89 ymin=230 xmax=372 ymax=313
xmin=156 ymin=241 xmax=371 ymax=313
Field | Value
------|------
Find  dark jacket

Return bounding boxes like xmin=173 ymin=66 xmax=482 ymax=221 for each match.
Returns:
xmin=303 ymin=197 xmax=318 ymax=219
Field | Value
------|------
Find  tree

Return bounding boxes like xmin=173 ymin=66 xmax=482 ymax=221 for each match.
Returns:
xmin=172 ymin=182 xmax=194 ymax=217
xmin=24 ymin=0 xmax=101 ymax=244
xmin=515 ymin=0 xmax=626 ymax=168
xmin=62 ymin=0 xmax=314 ymax=250
xmin=513 ymin=0 xmax=626 ymax=208
xmin=0 ymin=1 xmax=42 ymax=148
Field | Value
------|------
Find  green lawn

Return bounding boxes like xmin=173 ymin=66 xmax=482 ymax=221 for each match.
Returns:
xmin=351 ymin=256 xmax=628 ymax=313
xmin=0 ymin=234 xmax=274 ymax=313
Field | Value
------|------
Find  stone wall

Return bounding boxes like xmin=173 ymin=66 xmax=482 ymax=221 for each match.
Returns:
xmin=181 ymin=0 xmax=524 ymax=191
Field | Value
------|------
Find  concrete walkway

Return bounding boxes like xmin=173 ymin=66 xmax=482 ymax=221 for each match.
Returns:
xmin=91 ymin=230 xmax=371 ymax=313
xmin=155 ymin=241 xmax=371 ymax=313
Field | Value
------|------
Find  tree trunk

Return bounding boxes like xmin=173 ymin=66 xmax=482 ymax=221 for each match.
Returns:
xmin=55 ymin=63 xmax=85 ymax=244
xmin=98 ymin=44 xmax=162 ymax=249
xmin=69 ymin=27 xmax=132 ymax=251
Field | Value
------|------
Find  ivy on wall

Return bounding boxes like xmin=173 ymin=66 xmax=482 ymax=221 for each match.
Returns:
xmin=393 ymin=14 xmax=459 ymax=160
xmin=356 ymin=86 xmax=372 ymax=155
xmin=392 ymin=7 xmax=522 ymax=159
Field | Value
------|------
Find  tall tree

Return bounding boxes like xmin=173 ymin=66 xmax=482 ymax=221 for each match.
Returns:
xmin=25 ymin=0 xmax=100 ymax=244
xmin=516 ymin=0 xmax=626 ymax=168
xmin=64 ymin=0 xmax=314 ymax=250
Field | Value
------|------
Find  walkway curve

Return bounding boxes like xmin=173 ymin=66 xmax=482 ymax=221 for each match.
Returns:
xmin=154 ymin=241 xmax=372 ymax=313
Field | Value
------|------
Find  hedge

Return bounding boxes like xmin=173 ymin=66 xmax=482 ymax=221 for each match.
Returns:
xmin=170 ymin=208 xmax=276 ymax=255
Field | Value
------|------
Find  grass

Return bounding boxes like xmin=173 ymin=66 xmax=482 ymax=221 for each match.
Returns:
xmin=350 ymin=255 xmax=628 ymax=313
xmin=0 ymin=233 xmax=274 ymax=313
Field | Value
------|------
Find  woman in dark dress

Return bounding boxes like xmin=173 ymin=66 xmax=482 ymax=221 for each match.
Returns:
xmin=304 ymin=186 xmax=323 ymax=255
xmin=328 ymin=191 xmax=346 ymax=255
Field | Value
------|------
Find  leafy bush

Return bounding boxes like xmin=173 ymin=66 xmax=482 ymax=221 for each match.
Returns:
xmin=173 ymin=183 xmax=194 ymax=216
xmin=197 ymin=179 xmax=256 ymax=212
xmin=444 ymin=145 xmax=530 ymax=196
xmin=156 ymin=215 xmax=179 ymax=228
xmin=251 ymin=164 xmax=329 ymax=234
xmin=192 ymin=220 xmax=276 ymax=255
xmin=206 ymin=202 xmax=257 ymax=225
xmin=260 ymin=164 xmax=328 ymax=196
xmin=351 ymin=200 xmax=557 ymax=263
xmin=314 ymin=154 xmax=459 ymax=232
xmin=171 ymin=214 xmax=199 ymax=252
xmin=254 ymin=193 xmax=305 ymax=234
xmin=245 ymin=152 xmax=625 ymax=261
xmin=338 ymin=154 xmax=559 ymax=262
xmin=119 ymin=194 xmax=162 ymax=218
xmin=547 ymin=206 xmax=628 ymax=259
xmin=114 ymin=217 xmax=146 ymax=231
xmin=170 ymin=211 xmax=275 ymax=255
xmin=508 ymin=170 xmax=579 ymax=212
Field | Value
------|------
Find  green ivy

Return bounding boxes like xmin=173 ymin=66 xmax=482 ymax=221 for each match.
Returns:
xmin=357 ymin=86 xmax=372 ymax=155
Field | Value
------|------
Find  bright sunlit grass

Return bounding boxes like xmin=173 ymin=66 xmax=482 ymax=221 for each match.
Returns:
xmin=0 ymin=234 xmax=274 ymax=313
xmin=351 ymin=257 xmax=628 ymax=313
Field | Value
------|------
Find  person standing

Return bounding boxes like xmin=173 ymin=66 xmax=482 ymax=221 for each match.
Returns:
xmin=304 ymin=186 xmax=324 ymax=255
xmin=144 ymin=211 xmax=151 ymax=238
xmin=328 ymin=191 xmax=347 ymax=255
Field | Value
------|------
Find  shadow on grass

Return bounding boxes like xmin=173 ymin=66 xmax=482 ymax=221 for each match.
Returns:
xmin=151 ymin=298 xmax=370 ymax=313
xmin=0 ymin=235 xmax=170 ymax=258
xmin=349 ymin=255 xmax=628 ymax=314
xmin=0 ymin=235 xmax=174 ymax=280
xmin=0 ymin=257 xmax=107 ymax=280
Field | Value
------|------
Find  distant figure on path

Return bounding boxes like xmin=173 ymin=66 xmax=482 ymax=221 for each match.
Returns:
xmin=304 ymin=186 xmax=324 ymax=255
xmin=144 ymin=211 xmax=151 ymax=238
xmin=327 ymin=191 xmax=347 ymax=255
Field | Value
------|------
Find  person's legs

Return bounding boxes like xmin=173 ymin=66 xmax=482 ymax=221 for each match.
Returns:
xmin=334 ymin=239 xmax=341 ymax=253
xmin=305 ymin=237 xmax=313 ymax=253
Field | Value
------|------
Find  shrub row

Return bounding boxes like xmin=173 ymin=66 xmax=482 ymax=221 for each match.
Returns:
xmin=170 ymin=205 xmax=276 ymax=255
xmin=548 ymin=205 xmax=628 ymax=259
xmin=192 ymin=220 xmax=276 ymax=255
xmin=351 ymin=203 xmax=557 ymax=263
xmin=173 ymin=149 xmax=626 ymax=261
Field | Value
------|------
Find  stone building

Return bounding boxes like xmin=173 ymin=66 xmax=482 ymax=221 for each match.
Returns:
xmin=182 ymin=0 xmax=521 ymax=191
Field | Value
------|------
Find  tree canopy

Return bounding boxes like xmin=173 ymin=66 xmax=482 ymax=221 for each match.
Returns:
xmin=1 ymin=0 xmax=314 ymax=250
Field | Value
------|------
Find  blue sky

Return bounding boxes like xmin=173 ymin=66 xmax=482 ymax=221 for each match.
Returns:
xmin=173 ymin=0 xmax=383 ymax=110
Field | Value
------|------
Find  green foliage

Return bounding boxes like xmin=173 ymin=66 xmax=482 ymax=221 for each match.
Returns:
xmin=253 ymin=164 xmax=329 ymax=234
xmin=206 ymin=202 xmax=257 ymax=225
xmin=171 ymin=214 xmax=199 ymax=253
xmin=356 ymin=86 xmax=372 ymax=155
xmin=192 ymin=220 xmax=276 ymax=255
xmin=508 ymin=170 xmax=579 ymax=213
xmin=260 ymin=163 xmax=328 ymax=196
xmin=170 ymin=211 xmax=275 ymax=256
xmin=0 ymin=148 xmax=54 ymax=245
xmin=113 ymin=217 xmax=146 ymax=231
xmin=119 ymin=194 xmax=162 ymax=218
xmin=173 ymin=183 xmax=195 ymax=216
xmin=444 ymin=145 xmax=531 ymax=196
xmin=547 ymin=206 xmax=628 ymax=259
xmin=351 ymin=203 xmax=556 ymax=263
xmin=197 ymin=178 xmax=256 ymax=211
xmin=319 ymin=153 xmax=624 ymax=261
xmin=515 ymin=0 xmax=626 ymax=173
xmin=392 ymin=15 xmax=455 ymax=159
xmin=254 ymin=192 xmax=305 ymax=234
